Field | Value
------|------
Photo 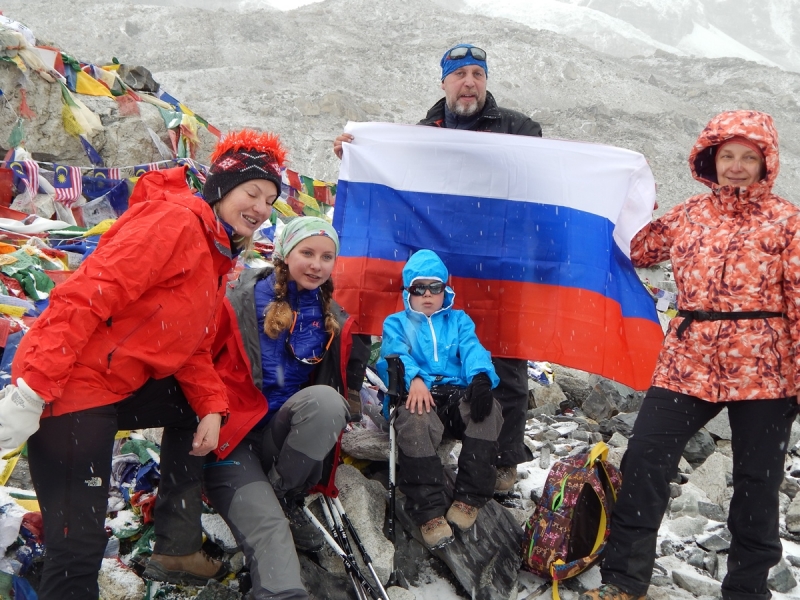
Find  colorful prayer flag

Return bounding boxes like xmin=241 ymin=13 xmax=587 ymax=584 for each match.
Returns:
xmin=286 ymin=169 xmax=303 ymax=191
xmin=332 ymin=122 xmax=663 ymax=391
xmin=174 ymin=158 xmax=207 ymax=182
xmin=75 ymin=70 xmax=113 ymax=98
xmin=299 ymin=175 xmax=315 ymax=197
xmin=79 ymin=135 xmax=104 ymax=167
xmin=312 ymin=181 xmax=333 ymax=206
xmin=18 ymin=89 xmax=35 ymax=120
xmin=156 ymin=90 xmax=181 ymax=109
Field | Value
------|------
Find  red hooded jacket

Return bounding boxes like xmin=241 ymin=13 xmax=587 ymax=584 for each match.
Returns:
xmin=631 ymin=111 xmax=800 ymax=402
xmin=12 ymin=166 xmax=232 ymax=418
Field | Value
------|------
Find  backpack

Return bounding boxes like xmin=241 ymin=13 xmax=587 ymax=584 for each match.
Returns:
xmin=521 ymin=441 xmax=622 ymax=599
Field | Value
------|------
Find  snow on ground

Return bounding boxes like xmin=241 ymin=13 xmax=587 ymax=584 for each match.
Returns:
xmin=677 ymin=21 xmax=783 ymax=67
xmin=240 ymin=0 xmax=324 ymax=8
xmin=407 ymin=570 xmax=465 ymax=600
xmin=456 ymin=0 xmax=683 ymax=58
xmin=454 ymin=0 xmax=785 ymax=70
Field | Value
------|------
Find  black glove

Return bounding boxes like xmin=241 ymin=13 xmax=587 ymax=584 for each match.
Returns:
xmin=467 ymin=373 xmax=494 ymax=423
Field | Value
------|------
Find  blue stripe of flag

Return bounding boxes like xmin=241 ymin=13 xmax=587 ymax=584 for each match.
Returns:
xmin=334 ymin=180 xmax=658 ymax=322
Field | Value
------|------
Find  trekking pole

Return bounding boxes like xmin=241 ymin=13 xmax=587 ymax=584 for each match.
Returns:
xmin=332 ymin=496 xmax=390 ymax=600
xmin=383 ymin=354 xmax=407 ymax=589
xmin=325 ymin=496 xmax=357 ymax=564
xmin=324 ymin=496 xmax=359 ymax=574
xmin=318 ymin=499 xmax=379 ymax=600
xmin=384 ymin=354 xmax=405 ymax=543
xmin=320 ymin=498 xmax=367 ymax=600
xmin=305 ymin=504 xmax=377 ymax=600
xmin=326 ymin=496 xmax=385 ymax=599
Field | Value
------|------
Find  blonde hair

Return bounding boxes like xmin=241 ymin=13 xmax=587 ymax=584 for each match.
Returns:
xmin=263 ymin=258 xmax=341 ymax=339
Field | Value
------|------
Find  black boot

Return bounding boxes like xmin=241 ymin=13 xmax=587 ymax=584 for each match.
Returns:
xmin=279 ymin=496 xmax=325 ymax=552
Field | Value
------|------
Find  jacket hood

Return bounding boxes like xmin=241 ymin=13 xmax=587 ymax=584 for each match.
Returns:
xmin=689 ymin=110 xmax=779 ymax=195
xmin=401 ymin=249 xmax=455 ymax=312
xmin=128 ymin=166 xmax=232 ymax=268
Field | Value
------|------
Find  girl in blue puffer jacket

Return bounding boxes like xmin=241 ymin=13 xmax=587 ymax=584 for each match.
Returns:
xmin=376 ymin=249 xmax=504 ymax=549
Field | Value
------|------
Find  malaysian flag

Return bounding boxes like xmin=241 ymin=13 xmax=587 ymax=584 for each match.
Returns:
xmin=53 ymin=164 xmax=83 ymax=207
xmin=89 ymin=167 xmax=121 ymax=180
xmin=133 ymin=162 xmax=163 ymax=177
xmin=7 ymin=159 xmax=39 ymax=199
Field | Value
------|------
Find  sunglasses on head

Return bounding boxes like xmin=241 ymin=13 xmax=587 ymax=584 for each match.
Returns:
xmin=406 ymin=282 xmax=445 ymax=296
xmin=446 ymin=46 xmax=487 ymax=62
xmin=285 ymin=311 xmax=334 ymax=365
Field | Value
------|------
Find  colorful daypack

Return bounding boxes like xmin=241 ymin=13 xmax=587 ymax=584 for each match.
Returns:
xmin=521 ymin=441 xmax=622 ymax=599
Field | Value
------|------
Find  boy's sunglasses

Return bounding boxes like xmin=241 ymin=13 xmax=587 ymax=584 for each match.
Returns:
xmin=406 ymin=282 xmax=445 ymax=296
xmin=446 ymin=46 xmax=487 ymax=61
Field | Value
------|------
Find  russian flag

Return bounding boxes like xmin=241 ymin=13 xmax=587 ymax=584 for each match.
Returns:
xmin=333 ymin=123 xmax=663 ymax=390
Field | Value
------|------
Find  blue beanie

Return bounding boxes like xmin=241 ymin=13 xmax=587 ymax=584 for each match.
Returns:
xmin=440 ymin=44 xmax=488 ymax=81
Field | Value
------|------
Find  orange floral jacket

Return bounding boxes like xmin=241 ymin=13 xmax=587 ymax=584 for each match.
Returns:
xmin=631 ymin=110 xmax=800 ymax=402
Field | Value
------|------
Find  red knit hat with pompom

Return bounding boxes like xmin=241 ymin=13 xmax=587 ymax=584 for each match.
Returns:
xmin=203 ymin=129 xmax=287 ymax=205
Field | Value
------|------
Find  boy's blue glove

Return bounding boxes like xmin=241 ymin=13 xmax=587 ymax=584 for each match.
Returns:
xmin=467 ymin=373 xmax=493 ymax=423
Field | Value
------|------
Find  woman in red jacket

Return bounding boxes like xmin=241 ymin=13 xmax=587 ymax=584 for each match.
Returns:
xmin=0 ymin=130 xmax=286 ymax=600
xmin=581 ymin=112 xmax=800 ymax=600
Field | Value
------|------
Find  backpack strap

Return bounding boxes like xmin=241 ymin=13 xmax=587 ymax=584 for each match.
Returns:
xmin=584 ymin=440 xmax=609 ymax=466
xmin=550 ymin=560 xmax=565 ymax=600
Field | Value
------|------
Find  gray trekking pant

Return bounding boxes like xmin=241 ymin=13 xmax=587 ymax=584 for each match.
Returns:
xmin=204 ymin=385 xmax=349 ymax=600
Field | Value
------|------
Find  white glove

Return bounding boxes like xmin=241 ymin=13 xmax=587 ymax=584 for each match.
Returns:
xmin=0 ymin=378 xmax=45 ymax=450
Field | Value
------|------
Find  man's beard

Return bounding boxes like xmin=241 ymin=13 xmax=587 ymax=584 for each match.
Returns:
xmin=447 ymin=95 xmax=486 ymax=117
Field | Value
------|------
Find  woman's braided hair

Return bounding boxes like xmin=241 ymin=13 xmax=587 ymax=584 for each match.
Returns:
xmin=263 ymin=259 xmax=341 ymax=339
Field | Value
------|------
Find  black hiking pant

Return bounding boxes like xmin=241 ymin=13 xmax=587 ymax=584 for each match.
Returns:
xmin=395 ymin=385 xmax=504 ymax=526
xmin=28 ymin=376 xmax=204 ymax=600
xmin=492 ymin=357 xmax=533 ymax=467
xmin=601 ymin=386 xmax=794 ymax=600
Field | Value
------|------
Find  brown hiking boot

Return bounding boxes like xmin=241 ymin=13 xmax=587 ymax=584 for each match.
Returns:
xmin=578 ymin=584 xmax=645 ymax=600
xmin=420 ymin=516 xmax=453 ymax=548
xmin=446 ymin=500 xmax=479 ymax=531
xmin=495 ymin=465 xmax=517 ymax=493
xmin=143 ymin=550 xmax=228 ymax=585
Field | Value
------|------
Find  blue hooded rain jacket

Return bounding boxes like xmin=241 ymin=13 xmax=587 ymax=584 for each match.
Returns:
xmin=376 ymin=249 xmax=499 ymax=392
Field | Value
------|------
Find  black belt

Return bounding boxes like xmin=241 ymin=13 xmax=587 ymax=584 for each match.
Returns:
xmin=676 ymin=310 xmax=786 ymax=339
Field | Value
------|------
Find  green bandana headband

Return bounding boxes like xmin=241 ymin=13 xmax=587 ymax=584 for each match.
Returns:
xmin=273 ymin=217 xmax=340 ymax=261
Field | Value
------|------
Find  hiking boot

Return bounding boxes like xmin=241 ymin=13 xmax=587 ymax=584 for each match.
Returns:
xmin=578 ymin=584 xmax=645 ymax=600
xmin=143 ymin=550 xmax=228 ymax=585
xmin=280 ymin=496 xmax=325 ymax=552
xmin=495 ymin=465 xmax=517 ymax=493
xmin=446 ymin=500 xmax=479 ymax=531
xmin=420 ymin=515 xmax=453 ymax=548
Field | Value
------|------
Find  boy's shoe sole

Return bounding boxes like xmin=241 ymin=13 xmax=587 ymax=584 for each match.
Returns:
xmin=420 ymin=515 xmax=454 ymax=548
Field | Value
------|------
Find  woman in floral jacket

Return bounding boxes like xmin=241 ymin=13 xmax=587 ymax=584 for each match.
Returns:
xmin=582 ymin=111 xmax=800 ymax=600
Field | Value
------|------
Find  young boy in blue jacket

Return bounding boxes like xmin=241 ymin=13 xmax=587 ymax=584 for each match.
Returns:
xmin=377 ymin=249 xmax=504 ymax=548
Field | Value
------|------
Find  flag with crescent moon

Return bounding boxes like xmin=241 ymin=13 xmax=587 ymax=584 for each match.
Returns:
xmin=53 ymin=164 xmax=83 ymax=207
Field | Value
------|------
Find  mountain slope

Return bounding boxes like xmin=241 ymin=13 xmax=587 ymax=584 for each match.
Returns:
xmin=5 ymin=0 xmax=800 ymax=212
